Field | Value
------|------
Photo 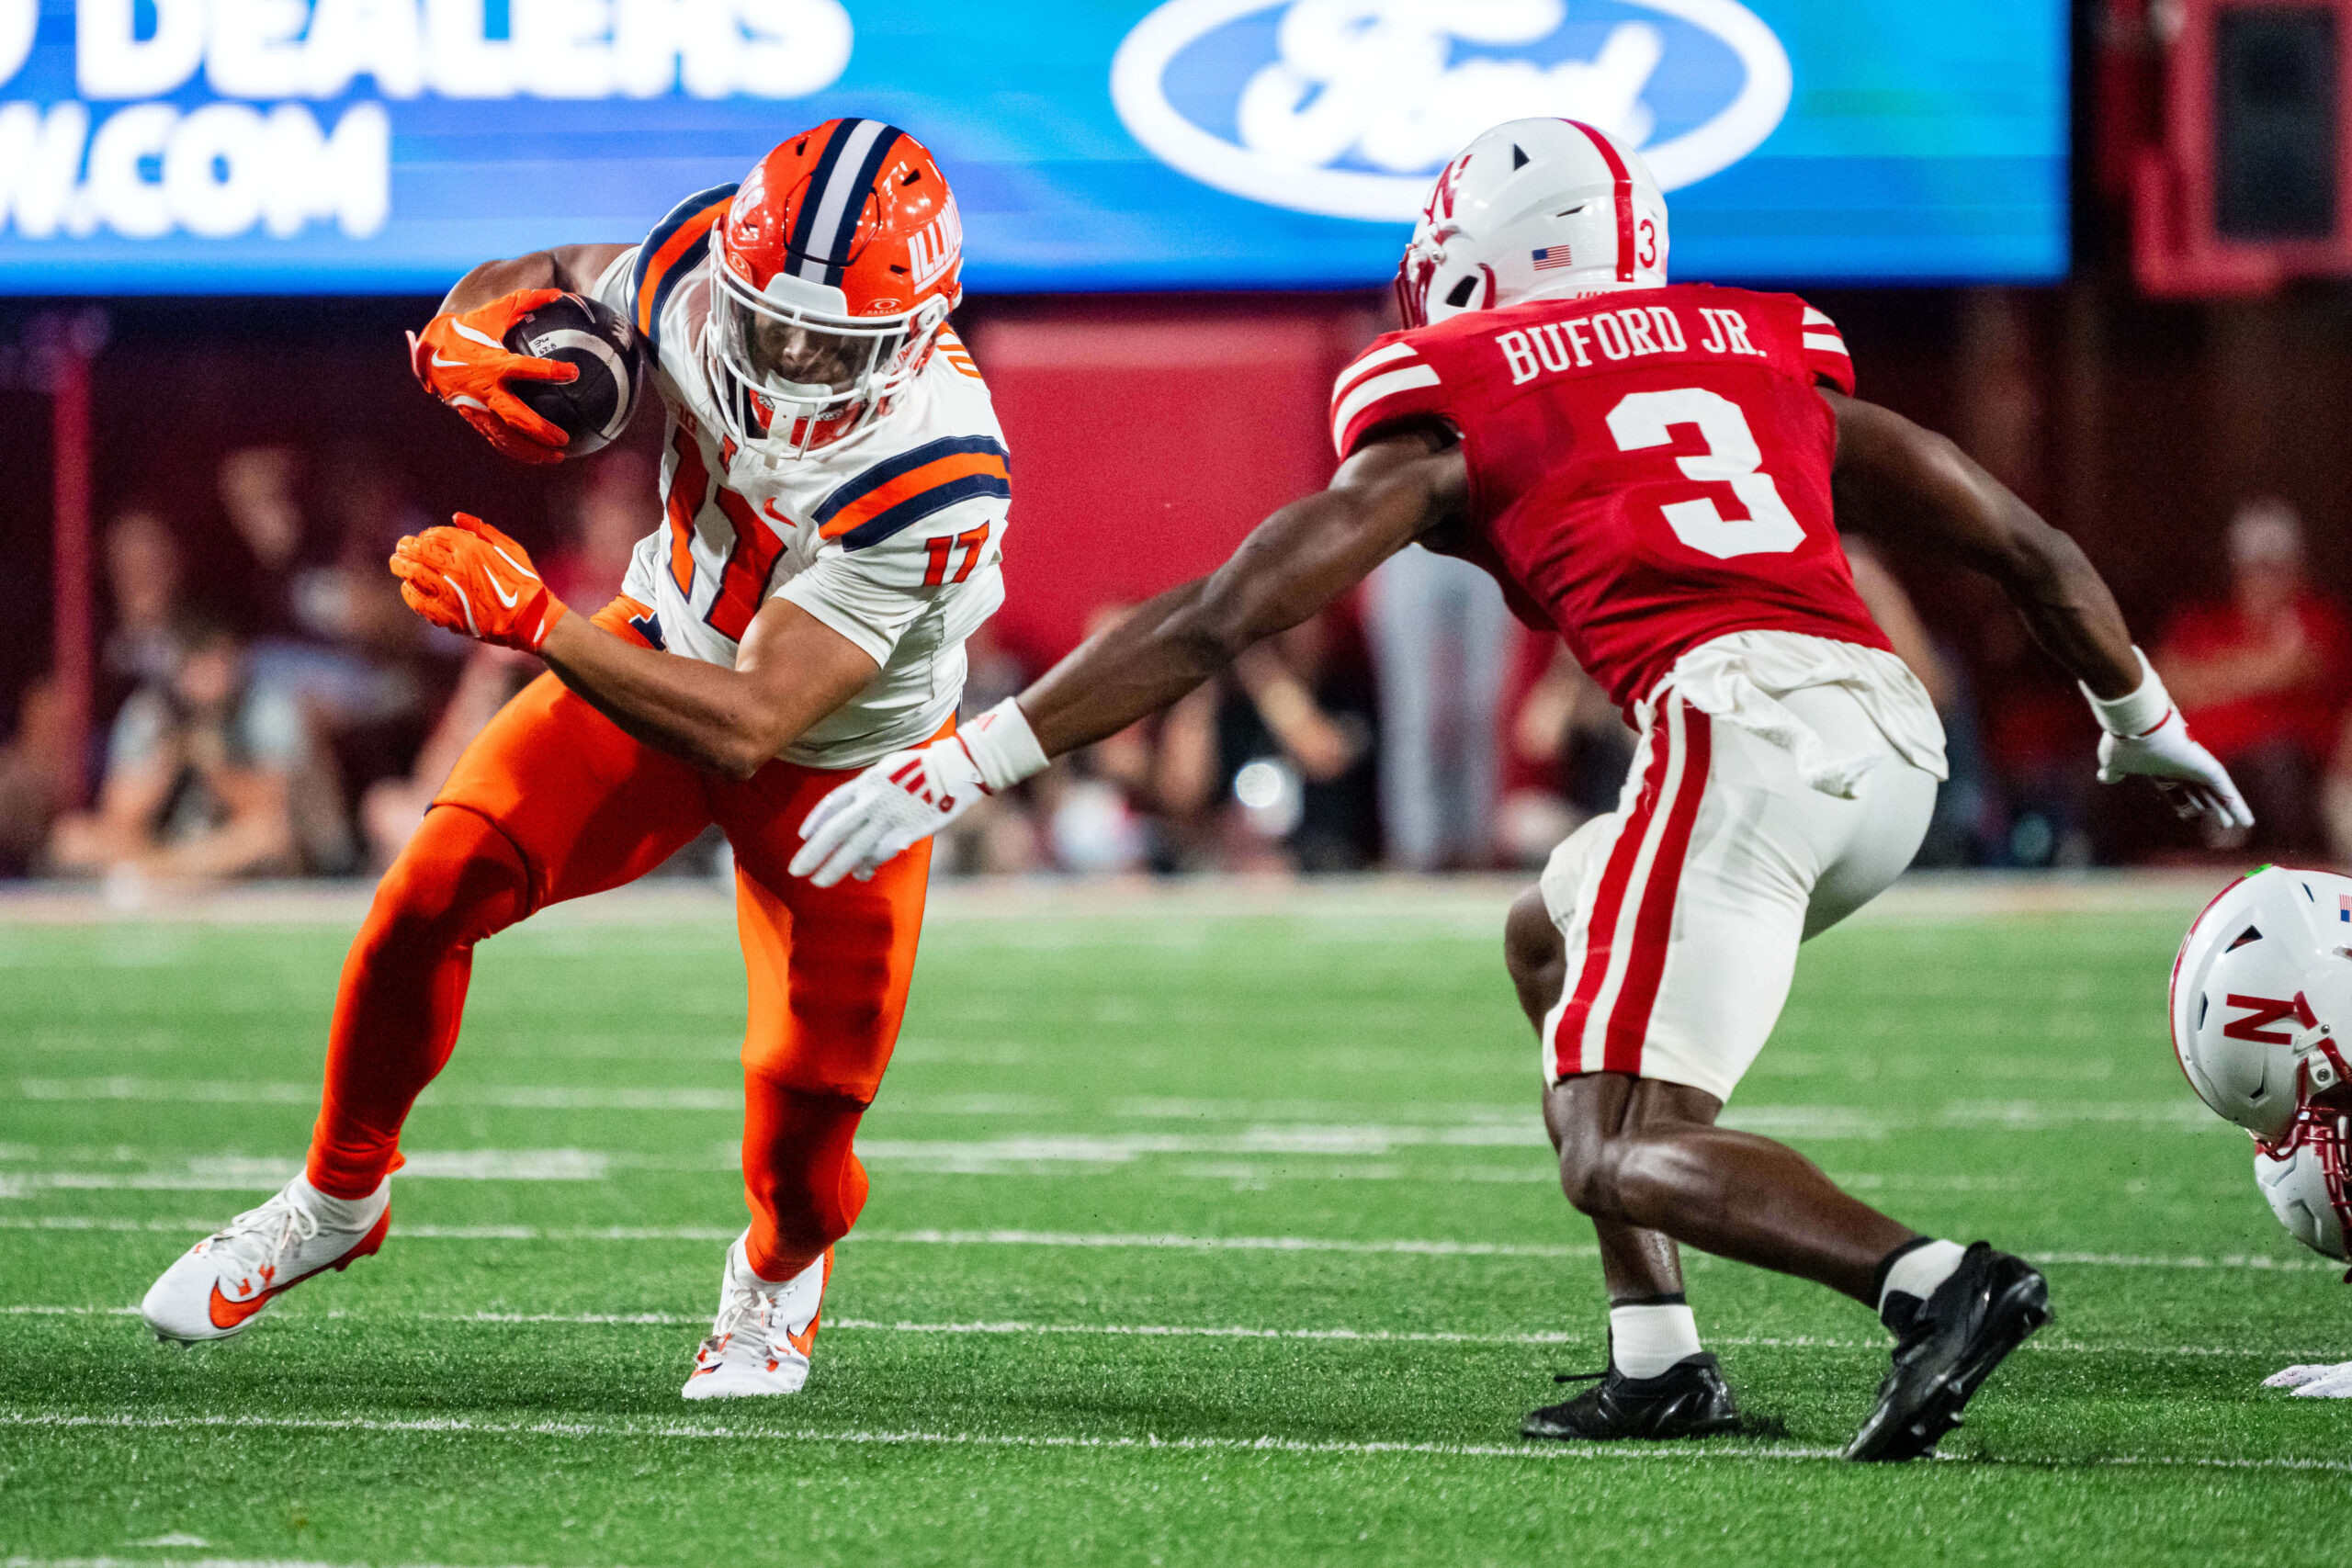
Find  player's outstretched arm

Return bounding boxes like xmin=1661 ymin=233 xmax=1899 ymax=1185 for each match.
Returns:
xmin=1023 ymin=432 xmax=1465 ymax=754
xmin=410 ymin=243 xmax=635 ymax=466
xmin=1825 ymin=389 xmax=2251 ymax=832
xmin=789 ymin=430 xmax=1466 ymax=886
xmin=390 ymin=514 xmax=876 ymax=779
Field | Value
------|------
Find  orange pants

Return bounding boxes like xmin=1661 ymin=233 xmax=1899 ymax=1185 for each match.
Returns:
xmin=306 ymin=600 xmax=933 ymax=1281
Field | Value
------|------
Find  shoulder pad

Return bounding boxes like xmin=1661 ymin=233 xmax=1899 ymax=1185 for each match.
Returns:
xmin=813 ymin=435 xmax=1012 ymax=552
xmin=628 ymin=184 xmax=738 ymax=354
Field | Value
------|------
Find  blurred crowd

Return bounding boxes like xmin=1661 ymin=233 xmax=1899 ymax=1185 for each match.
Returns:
xmin=2 ymin=461 xmax=2349 ymax=888
xmin=0 ymin=445 xmax=648 ymax=891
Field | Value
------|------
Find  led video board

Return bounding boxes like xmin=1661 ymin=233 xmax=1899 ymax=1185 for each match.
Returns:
xmin=0 ymin=0 xmax=2069 ymax=293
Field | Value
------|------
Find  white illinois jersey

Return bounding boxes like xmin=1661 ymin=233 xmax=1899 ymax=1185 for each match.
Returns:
xmin=590 ymin=188 xmax=1008 ymax=771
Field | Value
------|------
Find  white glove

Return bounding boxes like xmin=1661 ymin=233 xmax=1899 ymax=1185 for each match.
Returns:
xmin=790 ymin=698 xmax=1049 ymax=888
xmin=2263 ymin=1362 xmax=2352 ymax=1398
xmin=2082 ymin=649 xmax=2254 ymax=834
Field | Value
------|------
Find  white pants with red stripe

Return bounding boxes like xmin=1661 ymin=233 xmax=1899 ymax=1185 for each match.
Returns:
xmin=1538 ymin=678 xmax=1939 ymax=1102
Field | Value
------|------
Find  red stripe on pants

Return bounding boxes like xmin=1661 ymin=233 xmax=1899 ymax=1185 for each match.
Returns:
xmin=1551 ymin=713 xmax=1672 ymax=1080
xmin=1600 ymin=702 xmax=1713 ymax=1075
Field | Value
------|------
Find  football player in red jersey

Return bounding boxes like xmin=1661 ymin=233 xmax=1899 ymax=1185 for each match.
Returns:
xmin=141 ymin=121 xmax=1016 ymax=1400
xmin=791 ymin=118 xmax=2252 ymax=1459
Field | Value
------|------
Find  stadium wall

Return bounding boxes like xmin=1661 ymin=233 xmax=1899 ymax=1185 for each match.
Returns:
xmin=4 ymin=283 xmax=2351 ymax=791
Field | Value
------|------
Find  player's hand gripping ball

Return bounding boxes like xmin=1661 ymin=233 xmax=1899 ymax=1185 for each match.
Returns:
xmin=498 ymin=292 xmax=643 ymax=458
xmin=408 ymin=290 xmax=640 ymax=465
xmin=390 ymin=514 xmax=570 ymax=654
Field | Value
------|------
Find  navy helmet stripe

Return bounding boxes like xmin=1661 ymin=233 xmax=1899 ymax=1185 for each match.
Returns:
xmin=820 ymin=124 xmax=904 ymax=286
xmin=785 ymin=120 xmax=860 ymax=274
xmin=837 ymin=472 xmax=1012 ymax=553
xmin=784 ymin=118 xmax=904 ymax=287
xmin=791 ymin=119 xmax=882 ymax=284
xmin=812 ymin=434 xmax=1011 ymax=526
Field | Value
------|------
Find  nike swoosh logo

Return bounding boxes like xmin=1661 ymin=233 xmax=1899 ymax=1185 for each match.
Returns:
xmin=431 ymin=354 xmax=468 ymax=369
xmin=491 ymin=544 xmax=539 ymax=582
xmin=202 ymin=1206 xmax=392 ymax=1331
xmin=487 ymin=574 xmax=521 ymax=609
xmin=209 ymin=1280 xmax=280 ymax=1330
xmin=439 ymin=575 xmax=481 ymax=637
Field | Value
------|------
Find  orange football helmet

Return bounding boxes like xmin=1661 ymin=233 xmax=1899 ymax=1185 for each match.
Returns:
xmin=705 ymin=118 xmax=966 ymax=460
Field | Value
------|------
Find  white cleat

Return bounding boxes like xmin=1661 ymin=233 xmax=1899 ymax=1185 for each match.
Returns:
xmin=680 ymin=1234 xmax=831 ymax=1400
xmin=2267 ymin=1361 xmax=2352 ymax=1398
xmin=140 ymin=1174 xmax=390 ymax=1343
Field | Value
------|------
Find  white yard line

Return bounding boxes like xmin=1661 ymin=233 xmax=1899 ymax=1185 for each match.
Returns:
xmin=4 ymin=1303 xmax=2330 ymax=1360
xmin=0 ymin=1409 xmax=2340 ymax=1477
xmin=0 ymin=1152 xmax=616 ymax=1191
xmin=0 ymin=1156 xmax=2194 ymax=1193
xmin=11 ymin=1080 xmax=2229 ymax=1147
xmin=0 ymin=868 xmax=2228 ymax=928
xmin=1 ymin=1214 xmax=2335 ymax=1271
xmin=7 ymin=1080 xmax=1058 ymax=1116
xmin=4 ymin=1560 xmax=555 ymax=1568
xmin=4 ymin=1560 xmax=553 ymax=1568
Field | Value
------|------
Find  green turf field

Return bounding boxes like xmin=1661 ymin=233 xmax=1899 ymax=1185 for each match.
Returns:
xmin=3 ymin=881 xmax=2348 ymax=1567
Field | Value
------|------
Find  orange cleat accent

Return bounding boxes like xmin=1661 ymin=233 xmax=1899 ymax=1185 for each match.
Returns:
xmin=201 ymin=1205 xmax=390 ymax=1331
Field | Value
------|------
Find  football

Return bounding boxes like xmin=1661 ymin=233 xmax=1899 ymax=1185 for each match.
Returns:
xmin=503 ymin=291 xmax=643 ymax=458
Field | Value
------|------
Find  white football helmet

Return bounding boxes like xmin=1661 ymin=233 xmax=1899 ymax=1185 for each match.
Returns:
xmin=2255 ymin=1107 xmax=2351 ymax=1263
xmin=1395 ymin=118 xmax=1668 ymax=331
xmin=2171 ymin=866 xmax=2352 ymax=1140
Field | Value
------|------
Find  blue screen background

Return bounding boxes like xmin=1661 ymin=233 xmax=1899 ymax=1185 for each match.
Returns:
xmin=0 ymin=0 xmax=2070 ymax=295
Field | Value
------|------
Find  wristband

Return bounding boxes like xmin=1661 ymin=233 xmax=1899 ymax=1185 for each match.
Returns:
xmin=2080 ymin=648 xmax=2172 ymax=738
xmin=958 ymin=697 xmax=1050 ymax=792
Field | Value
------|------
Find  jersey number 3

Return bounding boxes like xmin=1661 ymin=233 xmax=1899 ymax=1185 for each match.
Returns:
xmin=1606 ymin=389 xmax=1805 ymax=561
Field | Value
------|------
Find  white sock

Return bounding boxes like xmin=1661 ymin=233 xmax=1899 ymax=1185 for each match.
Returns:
xmin=1879 ymin=1239 xmax=1967 ymax=1317
xmin=1609 ymin=1301 xmax=1702 ymax=1379
xmin=293 ymin=1173 xmax=388 ymax=1231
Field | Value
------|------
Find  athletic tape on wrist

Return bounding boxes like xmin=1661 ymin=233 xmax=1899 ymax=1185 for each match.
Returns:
xmin=960 ymin=698 xmax=1049 ymax=793
xmin=2080 ymin=648 xmax=2171 ymax=738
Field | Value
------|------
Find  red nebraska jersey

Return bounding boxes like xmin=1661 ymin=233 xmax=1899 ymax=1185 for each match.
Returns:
xmin=1330 ymin=285 xmax=1891 ymax=714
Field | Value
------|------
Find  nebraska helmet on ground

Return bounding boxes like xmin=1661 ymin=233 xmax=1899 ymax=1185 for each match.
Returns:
xmin=1394 ymin=118 xmax=1668 ymax=331
xmin=2171 ymin=866 xmax=2352 ymax=1140
xmin=705 ymin=118 xmax=964 ymax=460
xmin=2255 ymin=1106 xmax=2352 ymax=1262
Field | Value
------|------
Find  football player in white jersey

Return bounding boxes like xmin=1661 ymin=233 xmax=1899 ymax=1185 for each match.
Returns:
xmin=141 ymin=120 xmax=1010 ymax=1400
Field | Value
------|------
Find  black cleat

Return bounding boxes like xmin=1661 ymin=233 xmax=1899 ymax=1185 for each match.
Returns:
xmin=1846 ymin=1241 xmax=2051 ymax=1462
xmin=1521 ymin=1353 xmax=1743 ymax=1441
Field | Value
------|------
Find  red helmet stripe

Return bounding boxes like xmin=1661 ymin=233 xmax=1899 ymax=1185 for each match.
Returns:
xmin=1564 ymin=119 xmax=1636 ymax=284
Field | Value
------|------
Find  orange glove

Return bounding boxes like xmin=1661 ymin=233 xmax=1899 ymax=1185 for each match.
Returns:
xmin=390 ymin=514 xmax=570 ymax=653
xmin=406 ymin=289 xmax=578 ymax=467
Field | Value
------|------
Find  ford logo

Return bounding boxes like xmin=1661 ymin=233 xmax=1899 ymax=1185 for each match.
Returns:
xmin=1112 ymin=0 xmax=1792 ymax=222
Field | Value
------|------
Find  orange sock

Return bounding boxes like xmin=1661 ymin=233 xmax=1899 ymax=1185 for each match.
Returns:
xmin=740 ymin=1083 xmax=869 ymax=1282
